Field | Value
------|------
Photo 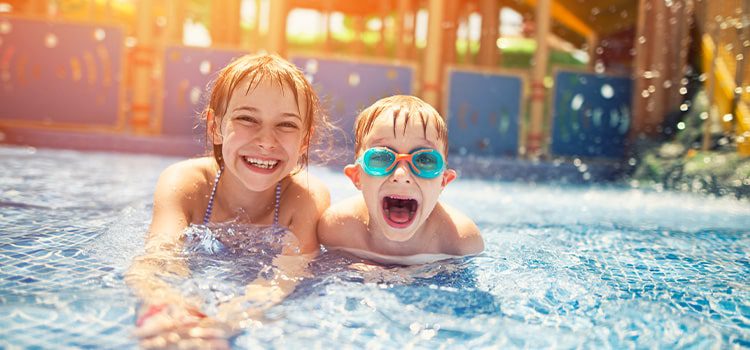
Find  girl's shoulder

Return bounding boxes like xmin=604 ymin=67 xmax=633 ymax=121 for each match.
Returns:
xmin=283 ymin=171 xmax=331 ymax=208
xmin=157 ymin=157 xmax=216 ymax=196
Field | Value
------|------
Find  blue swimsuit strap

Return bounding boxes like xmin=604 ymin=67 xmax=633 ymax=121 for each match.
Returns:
xmin=202 ymin=165 xmax=282 ymax=226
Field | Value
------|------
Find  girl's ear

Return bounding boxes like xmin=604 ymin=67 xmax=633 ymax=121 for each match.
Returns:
xmin=441 ymin=169 xmax=457 ymax=187
xmin=344 ymin=164 xmax=362 ymax=190
xmin=207 ymin=109 xmax=222 ymax=144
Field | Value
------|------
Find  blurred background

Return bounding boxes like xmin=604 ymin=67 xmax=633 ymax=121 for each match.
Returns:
xmin=0 ymin=0 xmax=748 ymax=196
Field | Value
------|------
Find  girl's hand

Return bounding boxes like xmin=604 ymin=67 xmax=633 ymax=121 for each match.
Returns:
xmin=134 ymin=304 xmax=233 ymax=349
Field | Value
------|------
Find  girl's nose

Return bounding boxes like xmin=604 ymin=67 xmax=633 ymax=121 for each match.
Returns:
xmin=390 ymin=161 xmax=412 ymax=184
xmin=256 ymin=128 xmax=276 ymax=151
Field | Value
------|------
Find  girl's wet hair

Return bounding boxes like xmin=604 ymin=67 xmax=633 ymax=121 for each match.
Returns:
xmin=202 ymin=53 xmax=333 ymax=169
xmin=352 ymin=95 xmax=449 ymax=156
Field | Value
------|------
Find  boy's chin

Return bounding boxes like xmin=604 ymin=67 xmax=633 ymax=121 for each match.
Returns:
xmin=380 ymin=227 xmax=418 ymax=242
xmin=378 ymin=213 xmax=421 ymax=242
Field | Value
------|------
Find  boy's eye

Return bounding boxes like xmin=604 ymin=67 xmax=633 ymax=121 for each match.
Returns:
xmin=414 ymin=153 xmax=438 ymax=170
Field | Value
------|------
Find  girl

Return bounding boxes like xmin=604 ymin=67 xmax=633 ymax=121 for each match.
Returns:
xmin=126 ymin=53 xmax=333 ymax=348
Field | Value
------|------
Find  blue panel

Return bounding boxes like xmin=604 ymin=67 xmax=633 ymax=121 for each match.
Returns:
xmin=445 ymin=70 xmax=522 ymax=156
xmin=0 ymin=17 xmax=124 ymax=126
xmin=291 ymin=56 xmax=414 ymax=154
xmin=161 ymin=46 xmax=249 ymax=137
xmin=551 ymin=71 xmax=632 ymax=158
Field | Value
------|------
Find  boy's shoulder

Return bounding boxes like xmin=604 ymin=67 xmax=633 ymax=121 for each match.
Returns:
xmin=431 ymin=202 xmax=484 ymax=255
xmin=317 ymin=196 xmax=369 ymax=248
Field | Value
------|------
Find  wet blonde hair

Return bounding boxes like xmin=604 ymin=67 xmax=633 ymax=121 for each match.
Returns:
xmin=203 ymin=53 xmax=332 ymax=169
xmin=352 ymin=95 xmax=449 ymax=157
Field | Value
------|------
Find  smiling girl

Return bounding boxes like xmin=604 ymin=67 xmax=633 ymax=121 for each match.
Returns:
xmin=126 ymin=53 xmax=333 ymax=348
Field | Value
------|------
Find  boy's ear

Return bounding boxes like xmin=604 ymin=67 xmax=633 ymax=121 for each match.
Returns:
xmin=344 ymin=164 xmax=362 ymax=190
xmin=441 ymin=169 xmax=457 ymax=187
xmin=207 ymin=109 xmax=222 ymax=144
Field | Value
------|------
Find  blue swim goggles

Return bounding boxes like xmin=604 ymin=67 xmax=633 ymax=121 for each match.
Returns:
xmin=356 ymin=147 xmax=446 ymax=179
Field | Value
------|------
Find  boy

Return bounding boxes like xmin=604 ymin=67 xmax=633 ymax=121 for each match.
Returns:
xmin=318 ymin=95 xmax=483 ymax=265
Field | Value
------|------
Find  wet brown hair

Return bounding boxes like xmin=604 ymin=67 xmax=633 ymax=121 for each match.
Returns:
xmin=203 ymin=53 xmax=332 ymax=169
xmin=352 ymin=95 xmax=448 ymax=157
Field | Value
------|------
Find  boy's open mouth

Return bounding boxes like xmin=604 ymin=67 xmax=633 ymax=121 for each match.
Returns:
xmin=381 ymin=195 xmax=418 ymax=228
xmin=242 ymin=156 xmax=280 ymax=173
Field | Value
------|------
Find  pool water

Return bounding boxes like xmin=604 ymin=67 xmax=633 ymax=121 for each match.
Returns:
xmin=1 ymin=146 xmax=749 ymax=348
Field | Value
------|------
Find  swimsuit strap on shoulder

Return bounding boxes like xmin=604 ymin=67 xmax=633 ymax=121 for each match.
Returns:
xmin=273 ymin=182 xmax=281 ymax=226
xmin=202 ymin=165 xmax=223 ymax=225
xmin=203 ymin=166 xmax=281 ymax=227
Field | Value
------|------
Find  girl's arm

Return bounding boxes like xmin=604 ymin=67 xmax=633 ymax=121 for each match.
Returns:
xmin=125 ymin=162 xmax=206 ymax=318
xmin=127 ymin=161 xmax=234 ymax=348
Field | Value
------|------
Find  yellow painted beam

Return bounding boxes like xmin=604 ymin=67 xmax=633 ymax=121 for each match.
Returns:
xmin=524 ymin=0 xmax=594 ymax=39
xmin=702 ymin=34 xmax=750 ymax=156
xmin=737 ymin=102 xmax=750 ymax=155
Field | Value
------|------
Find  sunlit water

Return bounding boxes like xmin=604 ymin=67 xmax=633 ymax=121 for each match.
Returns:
xmin=1 ymin=146 xmax=749 ymax=349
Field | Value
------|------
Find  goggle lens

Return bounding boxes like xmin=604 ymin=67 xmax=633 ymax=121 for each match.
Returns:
xmin=358 ymin=147 xmax=445 ymax=179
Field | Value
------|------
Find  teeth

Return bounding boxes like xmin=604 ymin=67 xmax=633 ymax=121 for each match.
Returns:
xmin=243 ymin=157 xmax=279 ymax=169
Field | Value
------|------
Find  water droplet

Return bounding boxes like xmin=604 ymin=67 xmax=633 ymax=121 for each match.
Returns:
xmin=348 ymin=73 xmax=360 ymax=87
xmin=93 ymin=28 xmax=106 ymax=41
xmin=642 ymin=90 xmax=650 ymax=98
xmin=571 ymin=94 xmax=584 ymax=111
xmin=722 ymin=114 xmax=733 ymax=122
xmin=190 ymin=87 xmax=202 ymax=104
xmin=700 ymin=112 xmax=709 ymax=120
xmin=680 ymin=104 xmax=688 ymax=112
xmin=44 ymin=33 xmax=58 ymax=48
xmin=628 ymin=158 xmax=637 ymax=166
xmin=735 ymin=87 xmax=743 ymax=94
xmin=679 ymin=87 xmax=688 ymax=95
xmin=736 ymin=54 xmax=744 ymax=61
xmin=698 ymin=74 xmax=707 ymax=82
xmin=199 ymin=60 xmax=211 ymax=75
xmin=648 ymin=85 xmax=656 ymax=93
xmin=663 ymin=80 xmax=672 ymax=88
xmin=594 ymin=61 xmax=605 ymax=73
xmin=677 ymin=122 xmax=686 ymax=130
xmin=638 ymin=36 xmax=646 ymax=44
xmin=600 ymin=84 xmax=614 ymax=99
xmin=573 ymin=158 xmax=581 ymax=167
xmin=0 ymin=20 xmax=10 ymax=34
xmin=305 ymin=59 xmax=318 ymax=74
xmin=125 ymin=36 xmax=137 ymax=48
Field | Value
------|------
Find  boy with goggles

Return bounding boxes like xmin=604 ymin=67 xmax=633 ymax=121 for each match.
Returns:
xmin=318 ymin=95 xmax=483 ymax=265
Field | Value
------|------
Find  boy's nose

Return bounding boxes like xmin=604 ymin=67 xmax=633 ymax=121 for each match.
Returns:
xmin=390 ymin=161 xmax=412 ymax=184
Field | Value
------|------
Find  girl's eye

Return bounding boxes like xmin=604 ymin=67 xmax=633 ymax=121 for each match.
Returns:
xmin=278 ymin=122 xmax=299 ymax=129
xmin=236 ymin=116 xmax=259 ymax=124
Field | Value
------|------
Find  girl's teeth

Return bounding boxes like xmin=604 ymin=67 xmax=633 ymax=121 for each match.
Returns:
xmin=244 ymin=157 xmax=278 ymax=169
